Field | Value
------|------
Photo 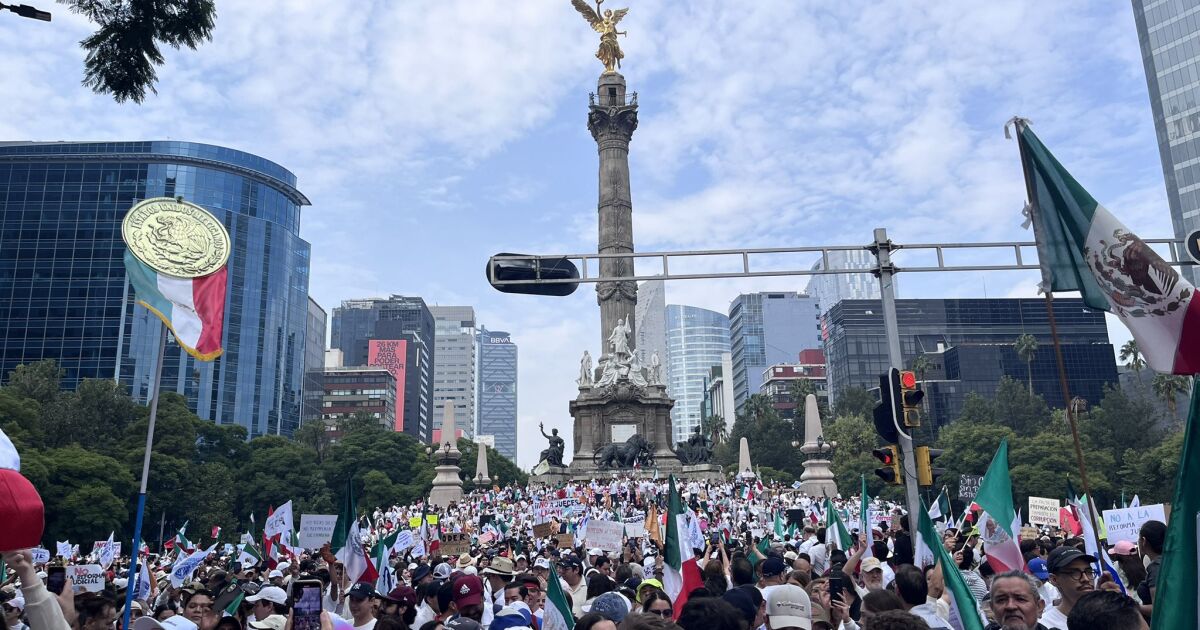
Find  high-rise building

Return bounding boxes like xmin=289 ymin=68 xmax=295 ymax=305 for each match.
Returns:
xmin=476 ymin=327 xmax=517 ymax=460
xmin=823 ymin=298 xmax=1118 ymax=427
xmin=331 ymin=296 xmax=435 ymax=441
xmin=634 ymin=279 xmax=667 ymax=366
xmin=701 ymin=351 xmax=735 ymax=432
xmin=666 ymin=305 xmax=731 ymax=444
xmin=317 ymin=364 xmax=397 ymax=430
xmin=759 ymin=349 xmax=828 ymax=419
xmin=430 ymin=306 xmax=477 ymax=437
xmin=301 ymin=298 xmax=328 ymax=425
xmin=1132 ymin=1 xmax=1200 ymax=283
xmin=728 ymin=292 xmax=822 ymax=414
xmin=805 ymin=249 xmax=882 ymax=315
xmin=0 ymin=141 xmax=312 ymax=437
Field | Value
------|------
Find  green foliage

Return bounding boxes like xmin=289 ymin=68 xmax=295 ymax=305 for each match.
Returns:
xmin=1119 ymin=431 xmax=1185 ymax=505
xmin=721 ymin=394 xmax=805 ymax=479
xmin=992 ymin=376 xmax=1051 ymax=436
xmin=755 ymin=466 xmax=795 ymax=486
xmin=833 ymin=387 xmax=876 ymax=420
xmin=6 ymin=360 xmax=63 ymax=405
xmin=825 ymin=415 xmax=899 ymax=499
xmin=457 ymin=439 xmax=528 ymax=489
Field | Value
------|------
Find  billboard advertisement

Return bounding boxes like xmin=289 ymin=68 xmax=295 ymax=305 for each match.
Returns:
xmin=368 ymin=339 xmax=407 ymax=432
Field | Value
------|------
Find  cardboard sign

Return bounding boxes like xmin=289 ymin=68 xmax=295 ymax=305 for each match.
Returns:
xmin=31 ymin=548 xmax=50 ymax=564
xmin=585 ymin=520 xmax=624 ymax=552
xmin=441 ymin=532 xmax=470 ymax=557
xmin=1028 ymin=497 xmax=1060 ymax=527
xmin=1103 ymin=504 xmax=1167 ymax=544
xmin=91 ymin=541 xmax=121 ymax=557
xmin=72 ymin=564 xmax=105 ymax=593
xmin=623 ymin=517 xmax=645 ymax=539
xmin=958 ymin=475 xmax=983 ymax=501
xmin=56 ymin=541 xmax=73 ymax=559
xmin=533 ymin=522 xmax=557 ymax=539
xmin=556 ymin=533 xmax=575 ymax=549
xmin=478 ymin=532 xmax=496 ymax=545
xmin=298 ymin=514 xmax=338 ymax=550
xmin=393 ymin=530 xmax=415 ymax=553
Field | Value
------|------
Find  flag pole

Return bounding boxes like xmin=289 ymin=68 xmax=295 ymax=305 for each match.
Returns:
xmin=121 ymin=324 xmax=168 ymax=630
xmin=1010 ymin=117 xmax=1107 ymax=564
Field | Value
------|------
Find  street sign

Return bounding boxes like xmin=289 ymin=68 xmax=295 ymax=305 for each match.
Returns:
xmin=1187 ymin=229 xmax=1200 ymax=264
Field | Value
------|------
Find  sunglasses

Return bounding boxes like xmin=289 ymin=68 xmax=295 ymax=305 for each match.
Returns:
xmin=645 ymin=609 xmax=671 ymax=617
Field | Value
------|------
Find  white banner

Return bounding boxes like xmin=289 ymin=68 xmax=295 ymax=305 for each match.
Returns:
xmin=265 ymin=501 xmax=294 ymax=538
xmin=170 ymin=546 xmax=213 ymax=588
xmin=622 ymin=516 xmax=645 ymax=539
xmin=393 ymin=530 xmax=415 ymax=553
xmin=72 ymin=565 xmax=105 ymax=593
xmin=1102 ymin=504 xmax=1167 ymax=544
xmin=298 ymin=513 xmax=338 ymax=549
xmin=56 ymin=541 xmax=72 ymax=559
xmin=585 ymin=520 xmax=624 ymax=552
xmin=1028 ymin=497 xmax=1060 ymax=526
xmin=91 ymin=540 xmax=121 ymax=559
xmin=30 ymin=548 xmax=50 ymax=564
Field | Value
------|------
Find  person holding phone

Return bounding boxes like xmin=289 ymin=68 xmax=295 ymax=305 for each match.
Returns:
xmin=1 ymin=550 xmax=70 ymax=630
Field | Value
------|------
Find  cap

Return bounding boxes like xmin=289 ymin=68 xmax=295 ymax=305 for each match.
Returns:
xmin=433 ymin=562 xmax=453 ymax=580
xmin=1108 ymin=540 xmax=1138 ymax=556
xmin=380 ymin=586 xmax=417 ymax=606
xmin=860 ymin=557 xmax=883 ymax=573
xmin=132 ymin=617 xmax=200 ymax=630
xmin=346 ymin=583 xmax=376 ymax=600
xmin=761 ymin=557 xmax=787 ymax=577
xmin=767 ymin=584 xmax=813 ymax=630
xmin=412 ymin=565 xmax=432 ymax=582
xmin=1027 ymin=558 xmax=1050 ymax=581
xmin=557 ymin=555 xmax=581 ymax=569
xmin=0 ymin=467 xmax=44 ymax=553
xmin=482 ymin=557 xmax=515 ymax=576
xmin=456 ymin=553 xmax=476 ymax=569
xmin=590 ymin=592 xmax=630 ymax=623
xmin=6 ymin=594 xmax=24 ymax=611
xmin=533 ymin=558 xmax=551 ymax=569
xmin=1046 ymin=547 xmax=1089 ymax=573
xmin=245 ymin=586 xmax=288 ymax=605
xmin=443 ymin=618 xmax=481 ymax=630
xmin=784 ymin=551 xmax=798 ymax=562
xmin=452 ymin=575 xmax=484 ymax=607
xmin=489 ymin=606 xmax=532 ymax=630
xmin=587 ymin=548 xmax=604 ymax=557
xmin=722 ymin=588 xmax=757 ymax=627
xmin=248 ymin=615 xmax=288 ymax=630
xmin=267 ymin=570 xmax=283 ymax=579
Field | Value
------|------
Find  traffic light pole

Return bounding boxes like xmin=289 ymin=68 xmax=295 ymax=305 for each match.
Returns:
xmin=870 ymin=228 xmax=924 ymax=540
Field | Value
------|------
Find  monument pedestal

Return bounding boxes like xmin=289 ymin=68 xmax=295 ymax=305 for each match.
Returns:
xmin=681 ymin=464 xmax=725 ymax=481
xmin=798 ymin=458 xmax=838 ymax=496
xmin=567 ymin=381 xmax=681 ymax=480
xmin=798 ymin=393 xmax=838 ymax=496
xmin=531 ymin=466 xmax=572 ymax=486
xmin=429 ymin=461 xmax=464 ymax=507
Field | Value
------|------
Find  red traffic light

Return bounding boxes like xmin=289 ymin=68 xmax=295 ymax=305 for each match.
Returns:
xmin=900 ymin=370 xmax=917 ymax=389
xmin=873 ymin=447 xmax=894 ymax=465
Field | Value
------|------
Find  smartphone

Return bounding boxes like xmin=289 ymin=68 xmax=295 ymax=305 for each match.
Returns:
xmin=47 ymin=566 xmax=67 ymax=595
xmin=829 ymin=575 xmax=843 ymax=606
xmin=291 ymin=579 xmax=323 ymax=630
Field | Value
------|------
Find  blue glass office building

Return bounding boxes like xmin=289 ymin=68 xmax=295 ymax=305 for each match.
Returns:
xmin=728 ymin=292 xmax=822 ymax=414
xmin=666 ymin=305 xmax=731 ymax=444
xmin=476 ymin=328 xmax=517 ymax=460
xmin=0 ymin=141 xmax=312 ymax=437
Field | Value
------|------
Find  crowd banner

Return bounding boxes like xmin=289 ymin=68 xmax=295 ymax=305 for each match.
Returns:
xmin=72 ymin=565 xmax=105 ymax=593
xmin=298 ymin=514 xmax=338 ymax=549
xmin=1102 ymin=503 xmax=1167 ymax=544
xmin=1028 ymin=497 xmax=1060 ymax=526
xmin=585 ymin=520 xmax=624 ymax=552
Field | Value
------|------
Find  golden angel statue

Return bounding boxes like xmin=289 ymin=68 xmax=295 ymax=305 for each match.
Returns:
xmin=571 ymin=0 xmax=629 ymax=73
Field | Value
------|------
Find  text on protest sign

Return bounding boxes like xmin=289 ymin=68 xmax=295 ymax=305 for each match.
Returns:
xmin=958 ymin=474 xmax=983 ymax=501
xmin=622 ymin=516 xmax=645 ymax=539
xmin=556 ymin=533 xmax=576 ymax=549
xmin=72 ymin=565 xmax=105 ymax=593
xmin=265 ymin=501 xmax=294 ymax=538
xmin=1102 ymin=504 xmax=1167 ymax=544
xmin=393 ymin=530 xmax=415 ymax=553
xmin=298 ymin=514 xmax=339 ymax=549
xmin=585 ymin=519 xmax=625 ymax=552
xmin=441 ymin=532 xmax=471 ymax=556
xmin=533 ymin=522 xmax=557 ymax=539
xmin=91 ymin=541 xmax=121 ymax=557
xmin=56 ymin=541 xmax=72 ymax=558
xmin=1028 ymin=497 xmax=1061 ymax=526
xmin=31 ymin=548 xmax=50 ymax=564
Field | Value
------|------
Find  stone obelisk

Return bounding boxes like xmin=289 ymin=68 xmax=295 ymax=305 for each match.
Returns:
xmin=799 ymin=394 xmax=838 ymax=496
xmin=475 ymin=441 xmax=491 ymax=485
xmin=429 ymin=399 xmax=463 ymax=507
xmin=588 ymin=73 xmax=639 ymax=360
xmin=738 ymin=437 xmax=754 ymax=478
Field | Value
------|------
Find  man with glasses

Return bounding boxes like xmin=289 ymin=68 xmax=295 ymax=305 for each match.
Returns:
xmin=1038 ymin=547 xmax=1095 ymax=630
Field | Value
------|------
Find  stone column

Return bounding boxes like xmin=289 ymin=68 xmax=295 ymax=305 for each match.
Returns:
xmin=588 ymin=72 xmax=639 ymax=359
xmin=429 ymin=399 xmax=463 ymax=507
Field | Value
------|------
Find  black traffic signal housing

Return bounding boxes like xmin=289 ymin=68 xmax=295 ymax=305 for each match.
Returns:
xmin=873 ymin=370 xmax=902 ymax=443
xmin=873 ymin=446 xmax=901 ymax=485
xmin=915 ymin=446 xmax=945 ymax=486
xmin=485 ymin=253 xmax=580 ymax=296
xmin=899 ymin=370 xmax=924 ymax=427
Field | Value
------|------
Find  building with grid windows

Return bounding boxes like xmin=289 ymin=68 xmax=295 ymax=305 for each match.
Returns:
xmin=1133 ymin=1 xmax=1200 ymax=284
xmin=823 ymin=298 xmax=1118 ymax=428
xmin=728 ymin=292 xmax=822 ymax=414
xmin=805 ymin=249 xmax=882 ymax=315
xmin=634 ymin=279 xmax=667 ymax=367
xmin=301 ymin=297 xmax=327 ymax=425
xmin=666 ymin=305 xmax=731 ymax=444
xmin=476 ymin=327 xmax=517 ymax=460
xmin=318 ymin=365 xmax=397 ymax=429
xmin=0 ymin=141 xmax=312 ymax=437
xmin=430 ymin=306 xmax=476 ymax=438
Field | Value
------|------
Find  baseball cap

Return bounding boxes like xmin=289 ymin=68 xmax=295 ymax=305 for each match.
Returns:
xmin=557 ymin=555 xmax=582 ymax=569
xmin=761 ymin=556 xmax=787 ymax=577
xmin=722 ymin=588 xmax=757 ymax=628
xmin=533 ymin=558 xmax=551 ymax=569
xmin=267 ymin=570 xmax=283 ymax=579
xmin=767 ymin=584 xmax=813 ymax=630
xmin=433 ymin=562 xmax=453 ymax=580
xmin=1027 ymin=558 xmax=1050 ymax=581
xmin=248 ymin=615 xmax=287 ymax=630
xmin=860 ymin=557 xmax=883 ymax=573
xmin=488 ymin=606 xmax=532 ymax=630
xmin=346 ymin=583 xmax=376 ymax=600
xmin=452 ymin=575 xmax=484 ymax=607
xmin=1108 ymin=540 xmax=1138 ymax=556
xmin=590 ymin=592 xmax=630 ymax=623
xmin=587 ymin=548 xmax=604 ymax=557
xmin=380 ymin=586 xmax=417 ymax=606
xmin=245 ymin=586 xmax=288 ymax=605
xmin=1046 ymin=547 xmax=1089 ymax=573
xmin=444 ymin=618 xmax=481 ymax=630
xmin=784 ymin=551 xmax=799 ymax=562
xmin=132 ymin=616 xmax=200 ymax=630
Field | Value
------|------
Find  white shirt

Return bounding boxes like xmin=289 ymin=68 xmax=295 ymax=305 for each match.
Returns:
xmin=1039 ymin=606 xmax=1070 ymax=630
xmin=909 ymin=603 xmax=952 ymax=629
xmin=353 ymin=619 xmax=376 ymax=630
xmin=412 ymin=602 xmax=436 ymax=630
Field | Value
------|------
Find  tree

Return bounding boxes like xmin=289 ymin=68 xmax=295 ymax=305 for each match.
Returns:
xmin=1014 ymin=334 xmax=1039 ymax=395
xmin=992 ymin=377 xmax=1051 ymax=436
xmin=1119 ymin=429 xmax=1185 ymax=505
xmin=699 ymin=414 xmax=728 ymax=446
xmin=833 ymin=387 xmax=875 ymax=420
xmin=825 ymin=415 xmax=896 ymax=498
xmin=63 ymin=0 xmax=217 ymax=103
xmin=238 ymin=435 xmax=334 ymax=520
xmin=293 ymin=420 xmax=333 ymax=463
xmin=722 ymin=394 xmax=804 ymax=479
xmin=457 ymin=439 xmax=529 ymax=488
xmin=40 ymin=445 xmax=136 ymax=543
xmin=43 ymin=378 xmax=141 ymax=454
xmin=6 ymin=359 xmax=63 ymax=405
xmin=1152 ymin=374 xmax=1190 ymax=422
xmin=1120 ymin=340 xmax=1145 ymax=385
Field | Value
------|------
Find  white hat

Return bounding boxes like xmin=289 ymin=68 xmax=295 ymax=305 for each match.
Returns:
xmin=533 ymin=558 xmax=551 ymax=569
xmin=433 ymin=563 xmax=453 ymax=580
xmin=132 ymin=616 xmax=200 ymax=630
xmin=463 ymin=566 xmax=478 ymax=576
xmin=248 ymin=615 xmax=288 ymax=630
xmin=587 ymin=548 xmax=604 ymax=557
xmin=7 ymin=594 xmax=25 ymax=611
xmin=245 ymin=586 xmax=288 ymax=606
xmin=114 ymin=578 xmax=128 ymax=588
xmin=407 ymin=563 xmax=418 ymax=571
xmin=268 ymin=569 xmax=284 ymax=579
xmin=276 ymin=562 xmax=291 ymax=573
xmin=767 ymin=584 xmax=812 ymax=630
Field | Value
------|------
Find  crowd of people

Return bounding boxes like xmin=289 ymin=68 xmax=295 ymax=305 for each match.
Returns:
xmin=0 ymin=475 xmax=1164 ymax=630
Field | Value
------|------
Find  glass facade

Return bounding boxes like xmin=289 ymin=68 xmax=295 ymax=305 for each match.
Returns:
xmin=430 ymin=306 xmax=477 ymax=437
xmin=476 ymin=328 xmax=517 ymax=460
xmin=728 ymin=292 xmax=822 ymax=413
xmin=823 ymin=298 xmax=1118 ymax=427
xmin=805 ymin=249 xmax=883 ymax=315
xmin=0 ymin=141 xmax=313 ymax=437
xmin=1133 ymin=0 xmax=1200 ymax=284
xmin=301 ymin=298 xmax=328 ymax=425
xmin=666 ymin=305 xmax=731 ymax=444
xmin=634 ymin=279 xmax=667 ymax=367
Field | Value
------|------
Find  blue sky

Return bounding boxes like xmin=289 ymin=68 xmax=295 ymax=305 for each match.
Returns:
xmin=0 ymin=1 xmax=1174 ymax=467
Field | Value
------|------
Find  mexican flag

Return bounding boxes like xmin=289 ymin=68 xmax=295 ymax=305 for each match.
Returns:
xmin=915 ymin=500 xmax=986 ymax=630
xmin=824 ymin=497 xmax=852 ymax=550
xmin=332 ymin=482 xmax=376 ymax=583
xmin=971 ymin=440 xmax=1024 ymax=573
xmin=773 ymin=512 xmax=786 ymax=540
xmin=174 ymin=522 xmax=193 ymax=552
xmin=237 ymin=541 xmax=262 ymax=568
xmin=542 ymin=564 xmax=575 ymax=630
xmin=663 ymin=475 xmax=703 ymax=618
xmin=373 ymin=531 xmax=399 ymax=596
xmin=123 ymin=250 xmax=227 ymax=361
xmin=1150 ymin=378 xmax=1200 ymax=627
xmin=860 ymin=475 xmax=874 ymax=558
xmin=1015 ymin=121 xmax=1200 ymax=374
xmin=928 ymin=488 xmax=952 ymax=522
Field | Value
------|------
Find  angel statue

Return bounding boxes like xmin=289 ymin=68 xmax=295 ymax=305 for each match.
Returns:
xmin=571 ymin=0 xmax=629 ymax=73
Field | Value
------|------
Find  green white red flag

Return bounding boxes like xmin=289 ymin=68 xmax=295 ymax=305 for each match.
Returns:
xmin=971 ymin=440 xmax=1023 ymax=573
xmin=331 ymin=482 xmax=376 ymax=583
xmin=1150 ymin=379 xmax=1200 ymax=628
xmin=542 ymin=563 xmax=575 ymax=630
xmin=915 ymin=500 xmax=985 ymax=630
xmin=123 ymin=250 xmax=227 ymax=361
xmin=663 ymin=475 xmax=703 ymax=617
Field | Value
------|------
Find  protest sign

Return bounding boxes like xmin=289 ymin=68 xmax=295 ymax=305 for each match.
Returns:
xmin=441 ymin=532 xmax=470 ymax=556
xmin=478 ymin=532 xmax=496 ymax=545
xmin=393 ymin=530 xmax=415 ymax=553
xmin=72 ymin=565 xmax=105 ymax=593
xmin=585 ymin=520 xmax=624 ymax=552
xmin=31 ymin=548 xmax=50 ymax=564
xmin=958 ymin=474 xmax=983 ymax=501
xmin=791 ymin=481 xmax=803 ymax=490
xmin=91 ymin=541 xmax=121 ymax=558
xmin=557 ymin=533 xmax=575 ymax=549
xmin=265 ymin=501 xmax=294 ymax=538
xmin=298 ymin=514 xmax=338 ymax=549
xmin=56 ymin=541 xmax=72 ymax=559
xmin=623 ymin=516 xmax=645 ymax=538
xmin=1103 ymin=504 xmax=1167 ymax=544
xmin=1028 ymin=497 xmax=1060 ymax=526
xmin=533 ymin=522 xmax=557 ymax=539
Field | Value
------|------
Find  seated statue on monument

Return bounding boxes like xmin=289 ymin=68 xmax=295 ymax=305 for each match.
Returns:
xmin=538 ymin=422 xmax=565 ymax=467
xmin=675 ymin=426 xmax=714 ymax=465
xmin=594 ymin=434 xmax=654 ymax=469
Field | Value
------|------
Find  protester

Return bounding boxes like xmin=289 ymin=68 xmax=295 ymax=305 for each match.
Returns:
xmin=985 ymin=570 xmax=1046 ymax=630
xmin=1135 ymin=520 xmax=1164 ymax=618
xmin=1037 ymin=548 xmax=1094 ymax=630
xmin=639 ymin=592 xmax=672 ymax=620
xmin=889 ymin=566 xmax=948 ymax=630
xmin=1065 ymin=591 xmax=1147 ymax=630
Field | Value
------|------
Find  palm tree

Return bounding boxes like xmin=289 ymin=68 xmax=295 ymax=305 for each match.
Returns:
xmin=1014 ymin=334 xmax=1039 ymax=395
xmin=1152 ymin=374 xmax=1191 ymax=420
xmin=1120 ymin=340 xmax=1145 ymax=385
xmin=700 ymin=414 xmax=728 ymax=445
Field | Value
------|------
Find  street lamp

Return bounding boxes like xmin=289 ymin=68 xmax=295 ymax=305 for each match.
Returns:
xmin=0 ymin=2 xmax=51 ymax=20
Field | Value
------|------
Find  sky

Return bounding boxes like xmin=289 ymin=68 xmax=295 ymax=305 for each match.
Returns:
xmin=0 ymin=1 xmax=1175 ymax=468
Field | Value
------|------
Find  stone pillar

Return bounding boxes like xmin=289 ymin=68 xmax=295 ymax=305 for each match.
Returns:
xmin=799 ymin=394 xmax=838 ymax=496
xmin=429 ymin=400 xmax=463 ymax=507
xmin=588 ymin=72 xmax=639 ymax=360
xmin=475 ymin=441 xmax=491 ymax=486
xmin=738 ymin=437 xmax=754 ymax=478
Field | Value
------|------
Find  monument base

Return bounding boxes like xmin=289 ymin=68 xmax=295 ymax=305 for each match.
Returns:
xmin=429 ymin=462 xmax=464 ymax=507
xmin=799 ymin=457 xmax=838 ymax=497
xmin=680 ymin=464 xmax=725 ymax=481
xmin=567 ymin=381 xmax=678 ymax=479
xmin=531 ymin=466 xmax=572 ymax=486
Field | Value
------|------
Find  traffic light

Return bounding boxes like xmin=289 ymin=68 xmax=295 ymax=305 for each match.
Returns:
xmin=899 ymin=370 xmax=924 ymax=427
xmin=0 ymin=3 xmax=51 ymax=20
xmin=915 ymin=446 xmax=945 ymax=486
xmin=486 ymin=253 xmax=580 ymax=296
xmin=873 ymin=446 xmax=901 ymax=485
xmin=872 ymin=370 xmax=901 ymax=443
